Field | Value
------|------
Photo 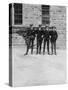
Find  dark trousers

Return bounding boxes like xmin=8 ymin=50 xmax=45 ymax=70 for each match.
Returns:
xmin=25 ymin=38 xmax=34 ymax=55
xmin=31 ymin=39 xmax=34 ymax=54
xmin=43 ymin=39 xmax=49 ymax=54
xmin=37 ymin=39 xmax=43 ymax=54
xmin=37 ymin=39 xmax=39 ymax=54
xmin=51 ymin=41 xmax=56 ymax=55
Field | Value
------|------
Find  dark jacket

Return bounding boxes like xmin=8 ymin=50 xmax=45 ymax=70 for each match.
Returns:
xmin=49 ymin=30 xmax=58 ymax=42
xmin=27 ymin=27 xmax=35 ymax=40
xmin=43 ymin=30 xmax=50 ymax=41
xmin=37 ymin=27 xmax=43 ymax=41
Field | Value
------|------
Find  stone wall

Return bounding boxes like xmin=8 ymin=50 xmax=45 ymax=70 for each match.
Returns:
xmin=11 ymin=4 xmax=66 ymax=49
xmin=23 ymin=4 xmax=42 ymax=26
xmin=50 ymin=6 xmax=66 ymax=49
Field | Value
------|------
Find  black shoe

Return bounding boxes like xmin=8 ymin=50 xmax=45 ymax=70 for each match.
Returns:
xmin=24 ymin=53 xmax=28 ymax=55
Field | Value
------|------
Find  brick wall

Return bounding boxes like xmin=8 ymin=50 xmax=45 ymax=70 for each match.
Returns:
xmin=23 ymin=4 xmax=42 ymax=26
xmin=50 ymin=6 xmax=66 ymax=49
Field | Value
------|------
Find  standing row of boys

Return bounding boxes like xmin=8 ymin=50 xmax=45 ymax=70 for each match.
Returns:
xmin=24 ymin=24 xmax=58 ymax=55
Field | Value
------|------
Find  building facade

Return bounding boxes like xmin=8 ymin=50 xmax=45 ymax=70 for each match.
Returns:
xmin=9 ymin=3 xmax=66 ymax=49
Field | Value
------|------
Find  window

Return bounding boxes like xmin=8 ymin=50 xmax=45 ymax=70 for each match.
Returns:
xmin=42 ymin=5 xmax=50 ymax=25
xmin=14 ymin=3 xmax=22 ymax=25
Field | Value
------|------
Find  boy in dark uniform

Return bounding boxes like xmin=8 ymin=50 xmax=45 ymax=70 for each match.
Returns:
xmin=49 ymin=26 xmax=58 ymax=55
xmin=36 ymin=24 xmax=43 ymax=54
xmin=25 ymin=24 xmax=35 ymax=55
xmin=43 ymin=26 xmax=50 ymax=55
xmin=30 ymin=25 xmax=36 ymax=54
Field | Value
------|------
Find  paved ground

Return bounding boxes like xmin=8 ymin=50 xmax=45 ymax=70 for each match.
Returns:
xmin=12 ymin=46 xmax=66 ymax=87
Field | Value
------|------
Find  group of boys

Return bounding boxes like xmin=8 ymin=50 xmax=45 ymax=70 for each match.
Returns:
xmin=24 ymin=24 xmax=58 ymax=55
